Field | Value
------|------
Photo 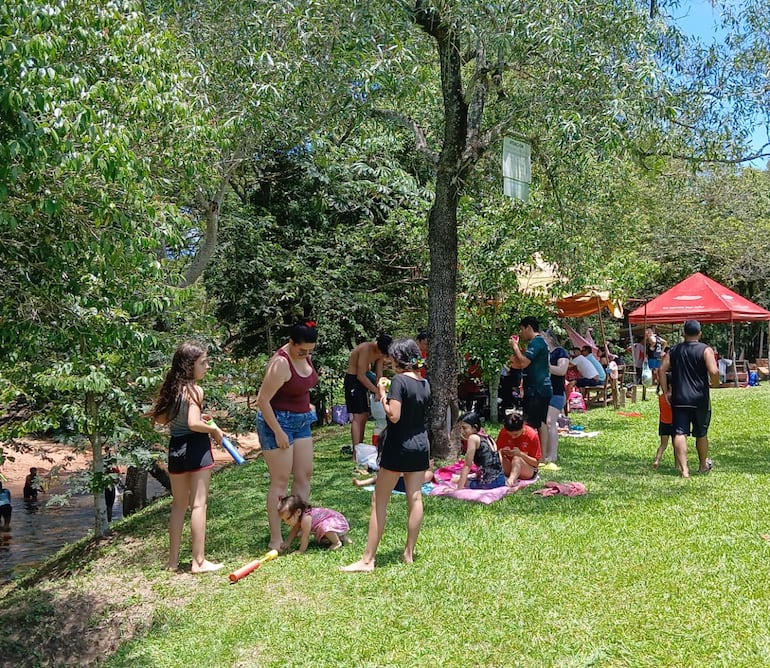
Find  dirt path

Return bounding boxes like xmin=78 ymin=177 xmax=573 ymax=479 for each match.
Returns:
xmin=0 ymin=433 xmax=262 ymax=486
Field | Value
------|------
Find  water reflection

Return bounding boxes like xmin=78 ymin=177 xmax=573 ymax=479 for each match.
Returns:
xmin=0 ymin=477 xmax=129 ymax=583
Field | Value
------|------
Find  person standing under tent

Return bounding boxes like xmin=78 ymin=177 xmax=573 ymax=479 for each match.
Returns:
xmin=646 ymin=327 xmax=667 ymax=385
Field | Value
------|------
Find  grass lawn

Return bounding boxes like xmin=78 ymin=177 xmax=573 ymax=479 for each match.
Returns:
xmin=2 ymin=385 xmax=770 ymax=667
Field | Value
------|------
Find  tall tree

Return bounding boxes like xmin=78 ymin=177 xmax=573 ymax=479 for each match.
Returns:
xmin=0 ymin=0 xmax=214 ymax=536
xmin=336 ymin=1 xmax=704 ymax=454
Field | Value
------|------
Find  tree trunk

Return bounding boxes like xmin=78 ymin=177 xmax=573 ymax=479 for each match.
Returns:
xmin=488 ymin=373 xmax=501 ymax=425
xmin=87 ymin=392 xmax=110 ymax=538
xmin=123 ymin=466 xmax=148 ymax=516
xmin=149 ymin=460 xmax=171 ymax=492
xmin=421 ymin=15 xmax=468 ymax=458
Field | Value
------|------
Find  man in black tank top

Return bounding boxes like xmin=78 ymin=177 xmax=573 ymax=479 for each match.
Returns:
xmin=658 ymin=320 xmax=720 ymax=478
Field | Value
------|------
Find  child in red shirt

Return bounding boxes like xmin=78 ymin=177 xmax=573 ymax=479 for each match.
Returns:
xmin=653 ymin=379 xmax=674 ymax=470
xmin=496 ymin=412 xmax=541 ymax=486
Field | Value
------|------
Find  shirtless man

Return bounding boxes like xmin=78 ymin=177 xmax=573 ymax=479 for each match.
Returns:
xmin=345 ymin=334 xmax=392 ymax=449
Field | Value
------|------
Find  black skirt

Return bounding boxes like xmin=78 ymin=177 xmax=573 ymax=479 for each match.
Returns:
xmin=168 ymin=432 xmax=214 ymax=474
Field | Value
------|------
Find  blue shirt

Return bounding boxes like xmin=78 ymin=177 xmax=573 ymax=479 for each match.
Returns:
xmin=585 ymin=353 xmax=606 ymax=382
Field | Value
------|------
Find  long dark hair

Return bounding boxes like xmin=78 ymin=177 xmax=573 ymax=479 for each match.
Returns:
xmin=148 ymin=341 xmax=206 ymax=423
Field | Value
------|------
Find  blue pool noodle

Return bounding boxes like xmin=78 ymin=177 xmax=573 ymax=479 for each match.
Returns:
xmin=222 ymin=436 xmax=246 ymax=465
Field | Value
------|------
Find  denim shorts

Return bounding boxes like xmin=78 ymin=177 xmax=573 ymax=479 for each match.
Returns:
xmin=469 ymin=472 xmax=507 ymax=490
xmin=549 ymin=394 xmax=566 ymax=411
xmin=257 ymin=409 xmax=316 ymax=450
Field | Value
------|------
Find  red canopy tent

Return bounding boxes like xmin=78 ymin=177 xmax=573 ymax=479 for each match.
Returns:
xmin=628 ymin=273 xmax=770 ymax=386
xmin=628 ymin=272 xmax=770 ymax=324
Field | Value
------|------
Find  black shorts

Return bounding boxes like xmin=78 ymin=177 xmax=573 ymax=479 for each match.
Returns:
xmin=658 ymin=421 xmax=675 ymax=437
xmin=523 ymin=393 xmax=550 ymax=429
xmin=0 ymin=506 xmax=10 ymax=521
xmin=344 ymin=373 xmax=370 ymax=415
xmin=168 ymin=432 xmax=214 ymax=474
xmin=672 ymin=406 xmax=711 ymax=439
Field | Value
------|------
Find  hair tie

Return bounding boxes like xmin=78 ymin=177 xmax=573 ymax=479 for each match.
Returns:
xmin=407 ymin=356 xmax=425 ymax=369
xmin=304 ymin=320 xmax=316 ymax=328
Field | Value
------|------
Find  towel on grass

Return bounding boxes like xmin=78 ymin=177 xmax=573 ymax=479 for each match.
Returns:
xmin=562 ymin=430 xmax=600 ymax=438
xmin=532 ymin=481 xmax=587 ymax=497
xmin=429 ymin=476 xmax=539 ymax=504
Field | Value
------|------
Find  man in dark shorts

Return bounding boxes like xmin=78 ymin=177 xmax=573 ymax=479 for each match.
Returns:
xmin=509 ymin=316 xmax=552 ymax=452
xmin=658 ymin=320 xmax=719 ymax=478
xmin=344 ymin=334 xmax=392 ymax=450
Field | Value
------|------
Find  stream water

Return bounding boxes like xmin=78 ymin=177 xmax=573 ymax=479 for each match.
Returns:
xmin=0 ymin=477 xmax=165 ymax=583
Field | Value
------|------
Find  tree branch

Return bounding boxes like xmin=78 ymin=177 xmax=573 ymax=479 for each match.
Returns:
xmin=179 ymin=154 xmax=244 ymax=288
xmin=371 ymin=107 xmax=440 ymax=164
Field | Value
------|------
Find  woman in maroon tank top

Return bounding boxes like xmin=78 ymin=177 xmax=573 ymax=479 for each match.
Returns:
xmin=256 ymin=320 xmax=319 ymax=551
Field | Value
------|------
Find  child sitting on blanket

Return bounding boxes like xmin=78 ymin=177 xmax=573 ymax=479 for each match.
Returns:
xmin=277 ymin=495 xmax=352 ymax=553
xmin=496 ymin=412 xmax=541 ymax=487
xmin=354 ymin=460 xmax=435 ymax=491
xmin=456 ymin=412 xmax=507 ymax=489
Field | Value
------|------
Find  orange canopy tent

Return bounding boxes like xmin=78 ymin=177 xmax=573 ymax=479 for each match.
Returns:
xmin=556 ymin=291 xmax=623 ymax=319
xmin=555 ymin=290 xmax=623 ymax=360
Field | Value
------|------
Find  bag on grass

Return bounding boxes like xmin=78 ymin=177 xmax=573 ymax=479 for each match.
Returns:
xmin=332 ymin=404 xmax=350 ymax=425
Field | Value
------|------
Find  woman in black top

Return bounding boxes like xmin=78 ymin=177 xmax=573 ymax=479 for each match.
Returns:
xmin=342 ymin=338 xmax=430 ymax=573
xmin=456 ymin=412 xmax=506 ymax=489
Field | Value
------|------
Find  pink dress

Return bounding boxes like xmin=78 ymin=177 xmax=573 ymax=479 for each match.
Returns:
xmin=308 ymin=507 xmax=349 ymax=541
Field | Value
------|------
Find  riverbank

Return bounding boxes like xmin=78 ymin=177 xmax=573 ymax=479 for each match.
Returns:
xmin=0 ymin=433 xmax=262 ymax=488
xmin=0 ymin=434 xmax=262 ymax=585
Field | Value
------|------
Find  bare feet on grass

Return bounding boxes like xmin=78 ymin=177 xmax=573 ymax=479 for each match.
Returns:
xmin=191 ymin=560 xmax=224 ymax=574
xmin=402 ymin=551 xmax=414 ymax=564
xmin=340 ymin=559 xmax=374 ymax=573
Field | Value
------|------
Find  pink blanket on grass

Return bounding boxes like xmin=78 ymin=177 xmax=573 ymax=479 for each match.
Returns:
xmin=434 ymin=460 xmax=478 ymax=482
xmin=429 ymin=476 xmax=539 ymax=504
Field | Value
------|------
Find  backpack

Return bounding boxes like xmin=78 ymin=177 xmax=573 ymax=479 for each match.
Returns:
xmin=568 ymin=391 xmax=586 ymax=412
xmin=332 ymin=404 xmax=350 ymax=425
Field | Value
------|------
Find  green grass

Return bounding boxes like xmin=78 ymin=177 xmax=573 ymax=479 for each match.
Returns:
xmin=4 ymin=386 xmax=770 ymax=667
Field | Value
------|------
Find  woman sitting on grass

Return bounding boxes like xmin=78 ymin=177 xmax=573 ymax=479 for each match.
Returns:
xmin=456 ymin=412 xmax=506 ymax=489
